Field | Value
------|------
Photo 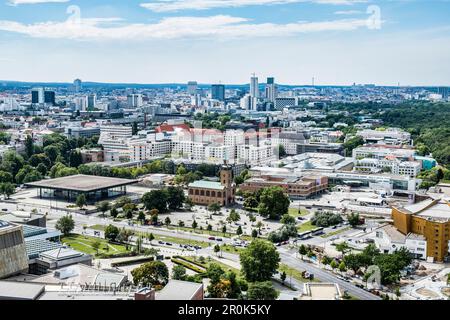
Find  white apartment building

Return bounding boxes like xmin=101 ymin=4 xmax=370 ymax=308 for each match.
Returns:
xmin=373 ymin=224 xmax=427 ymax=259
xmin=100 ymin=125 xmax=133 ymax=140
xmin=204 ymin=144 xmax=235 ymax=163
xmin=237 ymin=143 xmax=275 ymax=166
xmin=353 ymin=146 xmax=416 ymax=161
xmin=354 ymin=158 xmax=422 ymax=177
xmin=357 ymin=128 xmax=411 ymax=145
xmin=130 ymin=139 xmax=171 ymax=162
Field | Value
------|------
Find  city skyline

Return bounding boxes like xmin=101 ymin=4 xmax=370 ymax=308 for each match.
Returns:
xmin=0 ymin=0 xmax=449 ymax=86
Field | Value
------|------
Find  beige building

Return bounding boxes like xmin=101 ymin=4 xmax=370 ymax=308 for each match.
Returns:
xmin=0 ymin=221 xmax=29 ymax=279
xmin=299 ymin=283 xmax=343 ymax=300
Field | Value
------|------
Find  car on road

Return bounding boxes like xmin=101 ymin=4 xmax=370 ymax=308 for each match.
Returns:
xmin=158 ymin=241 xmax=164 ymax=245
xmin=216 ymin=238 xmax=223 ymax=242
xmin=1 ymin=208 xmax=7 ymax=212
xmin=208 ymin=236 xmax=215 ymax=240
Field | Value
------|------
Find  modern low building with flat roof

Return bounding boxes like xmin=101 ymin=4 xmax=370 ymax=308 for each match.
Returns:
xmin=156 ymin=279 xmax=204 ymax=300
xmin=24 ymin=174 xmax=138 ymax=203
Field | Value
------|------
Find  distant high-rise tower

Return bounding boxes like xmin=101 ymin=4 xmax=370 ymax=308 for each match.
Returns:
xmin=44 ymin=90 xmax=56 ymax=105
xmin=438 ymin=87 xmax=449 ymax=100
xmin=265 ymin=77 xmax=277 ymax=102
xmin=211 ymin=84 xmax=225 ymax=101
xmin=127 ymin=94 xmax=143 ymax=108
xmin=250 ymin=74 xmax=259 ymax=98
xmin=187 ymin=81 xmax=198 ymax=95
xmin=74 ymin=79 xmax=82 ymax=92
xmin=87 ymin=94 xmax=96 ymax=109
xmin=31 ymin=87 xmax=44 ymax=104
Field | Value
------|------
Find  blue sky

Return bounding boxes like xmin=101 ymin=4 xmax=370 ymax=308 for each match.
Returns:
xmin=0 ymin=0 xmax=449 ymax=85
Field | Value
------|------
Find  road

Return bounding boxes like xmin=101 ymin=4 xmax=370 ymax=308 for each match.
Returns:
xmin=278 ymin=247 xmax=381 ymax=300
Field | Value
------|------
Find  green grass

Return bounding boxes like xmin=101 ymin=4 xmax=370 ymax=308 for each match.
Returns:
xmin=321 ymin=227 xmax=352 ymax=238
xmin=297 ymin=221 xmax=316 ymax=232
xmin=183 ymin=255 xmax=241 ymax=276
xmin=220 ymin=244 xmax=245 ymax=254
xmin=61 ymin=234 xmax=130 ymax=256
xmin=278 ymin=263 xmax=320 ymax=283
xmin=288 ymin=208 xmax=310 ymax=217
xmin=167 ymin=225 xmax=235 ymax=238
xmin=89 ymin=224 xmax=106 ymax=231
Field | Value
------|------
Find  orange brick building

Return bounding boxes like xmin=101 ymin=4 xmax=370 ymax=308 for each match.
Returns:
xmin=240 ymin=174 xmax=328 ymax=199
xmin=392 ymin=198 xmax=450 ymax=262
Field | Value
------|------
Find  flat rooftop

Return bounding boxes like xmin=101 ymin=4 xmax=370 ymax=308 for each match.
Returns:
xmin=188 ymin=180 xmax=224 ymax=190
xmin=0 ymin=281 xmax=45 ymax=300
xmin=156 ymin=280 xmax=203 ymax=300
xmin=25 ymin=174 xmax=138 ymax=192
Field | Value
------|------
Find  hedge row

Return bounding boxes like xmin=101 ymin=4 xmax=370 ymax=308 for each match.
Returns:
xmin=173 ymin=256 xmax=207 ymax=269
xmin=171 ymin=258 xmax=206 ymax=274
xmin=111 ymin=256 xmax=154 ymax=267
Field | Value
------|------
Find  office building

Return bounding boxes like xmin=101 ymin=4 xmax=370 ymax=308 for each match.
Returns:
xmin=265 ymin=77 xmax=277 ymax=102
xmin=211 ymin=84 xmax=225 ymax=101
xmin=187 ymin=81 xmax=198 ymax=95
xmin=73 ymin=79 xmax=82 ymax=92
xmin=44 ymin=91 xmax=56 ymax=105
xmin=240 ymin=173 xmax=328 ymax=199
xmin=31 ymin=88 xmax=44 ymax=104
xmin=87 ymin=94 xmax=96 ymax=109
xmin=127 ymin=94 xmax=143 ymax=108
xmin=274 ymin=97 xmax=297 ymax=110
xmin=250 ymin=74 xmax=259 ymax=98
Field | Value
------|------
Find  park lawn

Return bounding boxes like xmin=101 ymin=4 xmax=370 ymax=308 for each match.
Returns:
xmin=288 ymin=208 xmax=309 ymax=217
xmin=321 ymin=227 xmax=352 ymax=238
xmin=89 ymin=224 xmax=106 ymax=231
xmin=297 ymin=221 xmax=316 ymax=232
xmin=220 ymin=244 xmax=245 ymax=254
xmin=61 ymin=234 xmax=129 ymax=256
xmin=278 ymin=264 xmax=320 ymax=283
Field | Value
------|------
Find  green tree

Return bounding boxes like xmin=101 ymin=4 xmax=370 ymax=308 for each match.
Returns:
xmin=236 ymin=226 xmax=243 ymax=236
xmin=142 ymin=189 xmax=169 ymax=212
xmin=298 ymin=244 xmax=308 ymax=260
xmin=251 ymin=229 xmax=258 ymax=238
xmin=25 ymin=135 xmax=34 ymax=158
xmin=0 ymin=182 xmax=15 ymax=199
xmin=280 ymin=271 xmax=287 ymax=283
xmin=335 ymin=242 xmax=350 ymax=258
xmin=280 ymin=214 xmax=296 ymax=225
xmin=164 ymin=216 xmax=171 ymax=227
xmin=258 ymin=186 xmax=290 ymax=220
xmin=348 ymin=212 xmax=361 ymax=228
xmin=166 ymin=186 xmax=185 ymax=210
xmin=208 ymin=202 xmax=221 ymax=215
xmin=55 ymin=215 xmax=75 ymax=236
xmin=240 ymin=239 xmax=280 ymax=282
xmin=91 ymin=239 xmax=101 ymax=255
xmin=214 ymin=244 xmax=221 ymax=257
xmin=131 ymin=261 xmax=169 ymax=286
xmin=192 ymin=220 xmax=198 ymax=230
xmin=110 ymin=207 xmax=118 ymax=218
xmin=76 ymin=194 xmax=87 ymax=209
xmin=96 ymin=201 xmax=110 ymax=217
xmin=247 ymin=281 xmax=279 ymax=300
xmin=172 ymin=265 xmax=187 ymax=280
xmin=104 ymin=224 xmax=120 ymax=242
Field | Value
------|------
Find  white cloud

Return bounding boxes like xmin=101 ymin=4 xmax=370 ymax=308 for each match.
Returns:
xmin=140 ymin=0 xmax=367 ymax=12
xmin=0 ymin=15 xmax=371 ymax=40
xmin=7 ymin=0 xmax=70 ymax=5
xmin=334 ymin=10 xmax=363 ymax=15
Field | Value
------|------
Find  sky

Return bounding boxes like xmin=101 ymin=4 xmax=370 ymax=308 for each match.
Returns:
xmin=0 ymin=0 xmax=449 ymax=86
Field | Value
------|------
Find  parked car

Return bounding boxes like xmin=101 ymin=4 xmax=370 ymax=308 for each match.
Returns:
xmin=165 ymin=242 xmax=172 ymax=246
xmin=208 ymin=236 xmax=216 ymax=240
xmin=216 ymin=238 xmax=223 ymax=242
